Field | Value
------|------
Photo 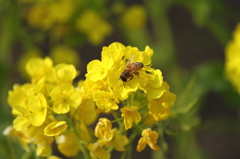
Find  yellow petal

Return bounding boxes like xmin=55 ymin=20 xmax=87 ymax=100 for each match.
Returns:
xmin=44 ymin=121 xmax=68 ymax=136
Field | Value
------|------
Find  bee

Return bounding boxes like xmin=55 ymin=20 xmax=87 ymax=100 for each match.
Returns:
xmin=120 ymin=55 xmax=144 ymax=82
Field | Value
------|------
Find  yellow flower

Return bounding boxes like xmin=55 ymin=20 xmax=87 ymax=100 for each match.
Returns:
xmin=121 ymin=106 xmax=142 ymax=130
xmin=88 ymin=140 xmax=110 ymax=159
xmin=26 ymin=0 xmax=74 ymax=30
xmin=77 ymin=123 xmax=93 ymax=144
xmin=25 ymin=57 xmax=53 ymax=82
xmin=122 ymin=5 xmax=147 ymax=29
xmin=54 ymin=63 xmax=78 ymax=83
xmin=140 ymin=69 xmax=166 ymax=99
xmin=55 ymin=133 xmax=80 ymax=157
xmin=47 ymin=156 xmax=62 ymax=159
xmin=148 ymin=110 xmax=174 ymax=122
xmin=107 ymin=43 xmax=152 ymax=100
xmin=50 ymin=83 xmax=82 ymax=114
xmin=85 ymin=49 xmax=114 ymax=82
xmin=93 ymin=90 xmax=119 ymax=112
xmin=107 ymin=129 xmax=129 ymax=151
xmin=148 ymin=82 xmax=176 ymax=121
xmin=26 ymin=3 xmax=53 ymax=29
xmin=80 ymin=79 xmax=108 ymax=99
xmin=225 ymin=23 xmax=240 ymax=93
xmin=48 ymin=0 xmax=74 ymax=23
xmin=8 ymin=83 xmax=31 ymax=115
xmin=28 ymin=93 xmax=47 ymax=127
xmin=71 ymin=98 xmax=98 ymax=126
xmin=18 ymin=47 xmax=41 ymax=78
xmin=33 ymin=134 xmax=54 ymax=156
xmin=85 ymin=42 xmax=153 ymax=101
xmin=76 ymin=10 xmax=112 ymax=45
xmin=36 ymin=144 xmax=52 ymax=157
xmin=12 ymin=105 xmax=31 ymax=131
xmin=94 ymin=118 xmax=113 ymax=142
xmin=44 ymin=121 xmax=68 ymax=136
xmin=136 ymin=128 xmax=160 ymax=152
xmin=50 ymin=45 xmax=80 ymax=67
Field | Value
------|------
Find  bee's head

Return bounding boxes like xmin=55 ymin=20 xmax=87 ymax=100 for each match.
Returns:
xmin=120 ymin=75 xmax=127 ymax=82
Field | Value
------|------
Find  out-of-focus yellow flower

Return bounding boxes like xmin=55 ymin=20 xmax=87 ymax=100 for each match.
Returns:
xmin=148 ymin=82 xmax=176 ymax=121
xmin=88 ymin=140 xmax=111 ymax=159
xmin=137 ymin=128 xmax=160 ymax=152
xmin=121 ymin=106 xmax=142 ymax=130
xmin=26 ymin=57 xmax=53 ymax=82
xmin=107 ymin=129 xmax=129 ymax=151
xmin=12 ymin=105 xmax=31 ymax=131
xmin=36 ymin=144 xmax=52 ymax=157
xmin=71 ymin=98 xmax=98 ymax=126
xmin=78 ymin=123 xmax=93 ymax=144
xmin=149 ymin=110 xmax=174 ymax=122
xmin=18 ymin=47 xmax=41 ymax=78
xmin=94 ymin=118 xmax=113 ymax=142
xmin=50 ymin=45 xmax=80 ymax=67
xmin=50 ymin=83 xmax=82 ymax=114
xmin=33 ymin=134 xmax=54 ymax=156
xmin=44 ymin=121 xmax=68 ymax=136
xmin=26 ymin=3 xmax=53 ymax=30
xmin=26 ymin=0 xmax=74 ymax=30
xmin=55 ymin=133 xmax=80 ymax=157
xmin=8 ymin=83 xmax=30 ymax=115
xmin=122 ymin=5 xmax=147 ymax=29
xmin=76 ymin=10 xmax=112 ymax=45
xmin=28 ymin=93 xmax=47 ymax=127
xmin=225 ymin=23 xmax=240 ymax=93
xmin=49 ymin=0 xmax=74 ymax=23
xmin=47 ymin=156 xmax=62 ymax=159
xmin=54 ymin=63 xmax=78 ymax=83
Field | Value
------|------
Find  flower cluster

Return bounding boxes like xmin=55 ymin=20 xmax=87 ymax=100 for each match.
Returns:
xmin=225 ymin=23 xmax=240 ymax=93
xmin=19 ymin=0 xmax=112 ymax=45
xmin=4 ymin=42 xmax=176 ymax=159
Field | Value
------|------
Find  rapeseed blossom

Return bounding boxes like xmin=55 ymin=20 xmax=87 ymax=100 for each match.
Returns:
xmin=122 ymin=5 xmax=147 ymax=29
xmin=94 ymin=118 xmax=113 ymax=142
xmin=121 ymin=106 xmax=142 ymax=130
xmin=225 ymin=23 xmax=240 ymax=93
xmin=76 ymin=10 xmax=112 ymax=45
xmin=25 ymin=0 xmax=74 ymax=30
xmin=4 ymin=42 xmax=176 ymax=159
xmin=137 ymin=128 xmax=160 ymax=152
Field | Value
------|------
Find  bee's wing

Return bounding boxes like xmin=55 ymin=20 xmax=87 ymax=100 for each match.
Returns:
xmin=127 ymin=54 xmax=134 ymax=63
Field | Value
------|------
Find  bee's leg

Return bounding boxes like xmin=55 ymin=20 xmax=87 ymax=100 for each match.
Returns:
xmin=134 ymin=72 xmax=140 ymax=78
xmin=129 ymin=75 xmax=134 ymax=80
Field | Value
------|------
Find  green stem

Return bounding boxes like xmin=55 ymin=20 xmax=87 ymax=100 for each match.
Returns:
xmin=130 ymin=92 xmax=134 ymax=106
xmin=122 ymin=131 xmax=138 ymax=159
xmin=64 ymin=115 xmax=91 ymax=159
xmin=135 ymin=124 xmax=144 ymax=132
xmin=6 ymin=137 xmax=17 ymax=159
xmin=112 ymin=111 xmax=124 ymax=131
xmin=156 ymin=122 xmax=168 ymax=152
xmin=30 ymin=144 xmax=40 ymax=159
xmin=111 ymin=117 xmax=123 ymax=123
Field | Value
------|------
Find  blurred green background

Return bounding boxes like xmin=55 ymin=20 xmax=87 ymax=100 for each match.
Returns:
xmin=0 ymin=0 xmax=240 ymax=159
